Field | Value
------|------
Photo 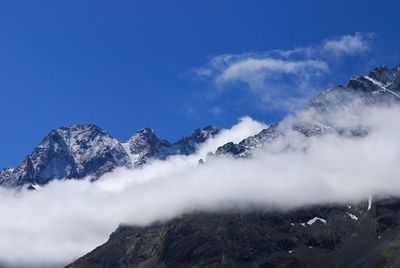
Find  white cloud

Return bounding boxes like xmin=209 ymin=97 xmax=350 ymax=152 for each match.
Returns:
xmin=0 ymin=117 xmax=266 ymax=268
xmin=217 ymin=58 xmax=328 ymax=88
xmin=323 ymin=32 xmax=374 ymax=56
xmin=194 ymin=33 xmax=375 ymax=111
xmin=1 ymin=93 xmax=399 ymax=268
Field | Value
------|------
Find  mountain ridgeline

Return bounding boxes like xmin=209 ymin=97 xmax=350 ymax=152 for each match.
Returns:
xmin=2 ymin=65 xmax=400 ymax=268
xmin=0 ymin=124 xmax=219 ymax=188
xmin=66 ymin=65 xmax=400 ymax=268
xmin=2 ymin=65 xmax=399 ymax=189
xmin=215 ymin=65 xmax=400 ymax=158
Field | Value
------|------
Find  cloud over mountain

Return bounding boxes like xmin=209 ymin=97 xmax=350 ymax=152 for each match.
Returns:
xmin=2 ymin=90 xmax=400 ymax=267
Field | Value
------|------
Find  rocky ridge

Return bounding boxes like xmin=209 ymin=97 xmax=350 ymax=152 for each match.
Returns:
xmin=0 ymin=125 xmax=219 ymax=188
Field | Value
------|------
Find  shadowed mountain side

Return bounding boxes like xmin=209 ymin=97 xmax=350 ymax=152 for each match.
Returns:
xmin=67 ymin=198 xmax=400 ymax=268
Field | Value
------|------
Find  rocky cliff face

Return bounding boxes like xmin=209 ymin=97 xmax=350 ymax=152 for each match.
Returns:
xmin=4 ymin=66 xmax=398 ymax=187
xmin=3 ymin=65 xmax=400 ymax=267
xmin=67 ymin=198 xmax=400 ymax=268
xmin=126 ymin=125 xmax=219 ymax=167
xmin=215 ymin=65 xmax=400 ymax=158
xmin=0 ymin=124 xmax=219 ymax=188
xmin=65 ymin=65 xmax=400 ymax=268
xmin=0 ymin=124 xmax=132 ymax=187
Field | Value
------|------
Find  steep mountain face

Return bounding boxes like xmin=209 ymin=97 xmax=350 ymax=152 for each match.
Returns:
xmin=311 ymin=65 xmax=400 ymax=111
xmin=0 ymin=124 xmax=132 ymax=188
xmin=125 ymin=127 xmax=174 ymax=168
xmin=67 ymin=199 xmax=400 ymax=268
xmin=0 ymin=124 xmax=220 ymax=188
xmin=66 ymin=65 xmax=400 ymax=268
xmin=126 ymin=125 xmax=219 ymax=167
xmin=215 ymin=65 xmax=400 ymax=158
xmin=3 ymin=65 xmax=400 ymax=267
xmin=215 ymin=124 xmax=280 ymax=157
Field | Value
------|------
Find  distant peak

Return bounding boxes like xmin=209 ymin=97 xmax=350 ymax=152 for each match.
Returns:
xmin=57 ymin=124 xmax=102 ymax=132
xmin=130 ymin=127 xmax=158 ymax=140
xmin=128 ymin=127 xmax=163 ymax=148
xmin=42 ymin=124 xmax=106 ymax=140
xmin=202 ymin=125 xmax=219 ymax=132
xmin=372 ymin=65 xmax=389 ymax=71
xmin=137 ymin=127 xmax=155 ymax=135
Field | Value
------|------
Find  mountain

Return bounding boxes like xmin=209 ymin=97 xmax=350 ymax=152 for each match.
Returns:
xmin=310 ymin=65 xmax=400 ymax=111
xmin=126 ymin=125 xmax=219 ymax=167
xmin=0 ymin=124 xmax=131 ymax=188
xmin=0 ymin=125 xmax=219 ymax=188
xmin=214 ymin=65 xmax=400 ymax=158
xmin=6 ymin=65 xmax=398 ymax=188
xmin=215 ymin=124 xmax=281 ymax=157
xmin=66 ymin=65 xmax=400 ymax=268
xmin=66 ymin=199 xmax=400 ymax=268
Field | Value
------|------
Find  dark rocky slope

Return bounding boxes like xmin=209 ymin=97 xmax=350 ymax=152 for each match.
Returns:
xmin=67 ymin=65 xmax=400 ymax=268
xmin=67 ymin=199 xmax=400 ymax=268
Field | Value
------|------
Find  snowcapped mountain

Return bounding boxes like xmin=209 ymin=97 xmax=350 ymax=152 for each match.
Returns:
xmin=2 ymin=65 xmax=398 ymax=188
xmin=215 ymin=65 xmax=400 ymax=158
xmin=0 ymin=124 xmax=131 ymax=188
xmin=125 ymin=125 xmax=219 ymax=167
xmin=215 ymin=124 xmax=280 ymax=157
xmin=310 ymin=65 xmax=400 ymax=111
xmin=67 ymin=65 xmax=400 ymax=268
xmin=0 ymin=124 xmax=219 ymax=188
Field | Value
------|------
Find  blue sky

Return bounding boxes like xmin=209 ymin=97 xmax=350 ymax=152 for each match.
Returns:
xmin=0 ymin=0 xmax=399 ymax=167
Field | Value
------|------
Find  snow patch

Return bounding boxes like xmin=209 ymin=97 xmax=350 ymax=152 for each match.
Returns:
xmin=307 ymin=217 xmax=327 ymax=225
xmin=364 ymin=75 xmax=385 ymax=88
xmin=346 ymin=212 xmax=358 ymax=221
xmin=368 ymin=197 xmax=372 ymax=211
xmin=364 ymin=75 xmax=400 ymax=99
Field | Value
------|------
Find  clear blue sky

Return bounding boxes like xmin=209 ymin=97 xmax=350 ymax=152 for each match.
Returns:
xmin=0 ymin=0 xmax=399 ymax=167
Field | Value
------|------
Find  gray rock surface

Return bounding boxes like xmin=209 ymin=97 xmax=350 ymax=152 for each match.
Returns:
xmin=0 ymin=124 xmax=219 ymax=188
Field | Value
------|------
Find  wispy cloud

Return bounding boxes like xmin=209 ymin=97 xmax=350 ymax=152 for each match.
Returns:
xmin=193 ymin=33 xmax=375 ymax=111
xmin=323 ymin=32 xmax=375 ymax=56
xmin=216 ymin=57 xmax=328 ymax=91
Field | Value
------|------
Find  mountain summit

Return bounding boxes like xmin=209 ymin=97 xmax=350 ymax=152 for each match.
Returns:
xmin=66 ymin=65 xmax=400 ymax=268
xmin=0 ymin=124 xmax=131 ymax=187
xmin=0 ymin=124 xmax=219 ymax=188
xmin=126 ymin=125 xmax=219 ymax=167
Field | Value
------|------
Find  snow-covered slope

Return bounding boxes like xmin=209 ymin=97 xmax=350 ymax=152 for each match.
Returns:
xmin=215 ymin=65 xmax=400 ymax=158
xmin=0 ymin=124 xmax=220 ymax=188
xmin=2 ymin=65 xmax=399 ymax=188
xmin=0 ymin=124 xmax=131 ymax=187
xmin=124 ymin=125 xmax=220 ymax=167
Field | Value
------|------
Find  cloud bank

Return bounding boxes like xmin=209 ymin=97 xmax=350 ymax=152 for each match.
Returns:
xmin=1 ymin=99 xmax=400 ymax=267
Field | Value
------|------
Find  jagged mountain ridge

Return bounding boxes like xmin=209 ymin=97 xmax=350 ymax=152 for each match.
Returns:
xmin=67 ymin=65 xmax=400 ymax=268
xmin=215 ymin=65 xmax=400 ymax=158
xmin=2 ymin=65 xmax=398 ymax=188
xmin=126 ymin=125 xmax=219 ymax=167
xmin=0 ymin=124 xmax=129 ymax=188
xmin=0 ymin=124 xmax=219 ymax=188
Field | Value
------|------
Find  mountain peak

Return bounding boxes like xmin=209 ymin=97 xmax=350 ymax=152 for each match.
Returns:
xmin=0 ymin=124 xmax=132 ymax=187
xmin=126 ymin=125 xmax=220 ymax=167
xmin=347 ymin=65 xmax=400 ymax=93
xmin=136 ymin=127 xmax=155 ymax=135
